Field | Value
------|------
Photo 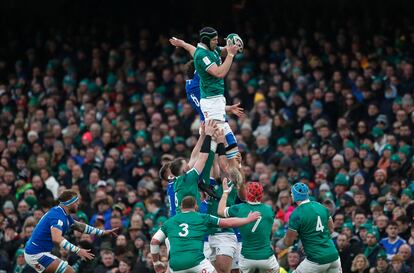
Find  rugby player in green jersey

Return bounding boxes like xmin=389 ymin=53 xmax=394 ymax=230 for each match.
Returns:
xmin=150 ymin=196 xmax=261 ymax=273
xmin=218 ymin=179 xmax=280 ymax=273
xmin=278 ymin=183 xmax=342 ymax=273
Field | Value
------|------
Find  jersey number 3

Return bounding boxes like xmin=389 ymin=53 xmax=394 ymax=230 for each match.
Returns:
xmin=178 ymin=223 xmax=189 ymax=237
xmin=316 ymin=216 xmax=325 ymax=232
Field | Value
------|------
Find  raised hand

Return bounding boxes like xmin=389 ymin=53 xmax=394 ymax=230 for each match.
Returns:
xmin=226 ymin=44 xmax=238 ymax=56
xmin=204 ymin=120 xmax=217 ymax=136
xmin=169 ymin=37 xmax=185 ymax=48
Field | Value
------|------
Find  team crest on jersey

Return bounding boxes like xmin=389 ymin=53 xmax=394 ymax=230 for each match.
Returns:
xmin=203 ymin=57 xmax=211 ymax=66
xmin=57 ymin=220 xmax=63 ymax=226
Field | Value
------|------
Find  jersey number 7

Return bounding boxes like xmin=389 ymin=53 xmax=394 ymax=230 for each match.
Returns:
xmin=251 ymin=216 xmax=262 ymax=232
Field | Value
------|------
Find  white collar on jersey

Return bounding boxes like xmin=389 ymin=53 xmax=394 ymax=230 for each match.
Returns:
xmin=247 ymin=201 xmax=261 ymax=205
xmin=58 ymin=205 xmax=68 ymax=216
xmin=298 ymin=199 xmax=310 ymax=206
xmin=197 ymin=43 xmax=208 ymax=50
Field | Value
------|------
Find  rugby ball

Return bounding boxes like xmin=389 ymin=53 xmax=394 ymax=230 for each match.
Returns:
xmin=226 ymin=33 xmax=244 ymax=53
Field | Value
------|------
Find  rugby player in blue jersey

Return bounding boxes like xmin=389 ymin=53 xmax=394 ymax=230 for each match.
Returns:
xmin=24 ymin=190 xmax=118 ymax=273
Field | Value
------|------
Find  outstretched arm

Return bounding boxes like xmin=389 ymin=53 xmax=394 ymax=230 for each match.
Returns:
xmin=170 ymin=37 xmax=196 ymax=57
xmin=71 ymin=220 xmax=118 ymax=237
xmin=51 ymin=226 xmax=94 ymax=261
xmin=207 ymin=45 xmax=238 ymax=79
xmin=193 ymin=120 xmax=217 ymax=174
xmin=219 ymin=211 xmax=260 ymax=228
xmin=218 ymin=178 xmax=232 ymax=217
xmin=188 ymin=123 xmax=206 ymax=168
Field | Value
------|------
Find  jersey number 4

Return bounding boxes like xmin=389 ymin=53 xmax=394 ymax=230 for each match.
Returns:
xmin=316 ymin=216 xmax=325 ymax=232
xmin=178 ymin=223 xmax=189 ymax=237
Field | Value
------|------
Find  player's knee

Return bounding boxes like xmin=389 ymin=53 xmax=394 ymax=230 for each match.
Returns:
xmin=215 ymin=256 xmax=232 ymax=273
xmin=55 ymin=260 xmax=71 ymax=273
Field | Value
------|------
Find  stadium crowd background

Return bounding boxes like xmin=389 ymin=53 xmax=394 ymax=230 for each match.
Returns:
xmin=1 ymin=0 xmax=414 ymax=272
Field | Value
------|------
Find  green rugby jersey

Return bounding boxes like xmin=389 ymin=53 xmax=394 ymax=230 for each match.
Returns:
xmin=161 ymin=211 xmax=220 ymax=270
xmin=194 ymin=44 xmax=224 ymax=98
xmin=173 ymin=168 xmax=201 ymax=214
xmin=226 ymin=202 xmax=274 ymax=260
xmin=288 ymin=200 xmax=339 ymax=264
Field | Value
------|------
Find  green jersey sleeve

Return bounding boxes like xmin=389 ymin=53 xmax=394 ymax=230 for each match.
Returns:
xmin=195 ymin=51 xmax=216 ymax=71
xmin=202 ymin=213 xmax=220 ymax=227
xmin=185 ymin=168 xmax=199 ymax=184
xmin=288 ymin=210 xmax=300 ymax=232
xmin=202 ymin=151 xmax=215 ymax=186
xmin=160 ymin=219 xmax=170 ymax=237
xmin=225 ymin=203 xmax=242 ymax=218
xmin=216 ymin=47 xmax=222 ymax=57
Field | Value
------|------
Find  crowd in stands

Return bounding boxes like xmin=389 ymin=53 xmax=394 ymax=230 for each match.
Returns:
xmin=1 ymin=7 xmax=414 ymax=273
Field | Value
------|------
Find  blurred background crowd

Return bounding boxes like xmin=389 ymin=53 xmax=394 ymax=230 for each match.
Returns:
xmin=1 ymin=0 xmax=414 ymax=272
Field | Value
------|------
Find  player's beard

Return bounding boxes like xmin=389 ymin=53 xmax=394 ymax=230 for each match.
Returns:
xmin=68 ymin=206 xmax=77 ymax=214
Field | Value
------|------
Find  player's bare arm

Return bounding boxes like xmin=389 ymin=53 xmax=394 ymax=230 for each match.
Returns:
xmin=328 ymin=217 xmax=334 ymax=234
xmin=206 ymin=44 xmax=238 ymax=79
xmin=188 ymin=122 xmax=206 ymax=168
xmin=283 ymin=229 xmax=298 ymax=247
xmin=217 ymin=178 xmax=233 ymax=217
xmin=169 ymin=37 xmax=196 ymax=57
xmin=51 ymin=226 xmax=94 ymax=261
xmin=71 ymin=220 xmax=119 ymax=237
xmin=150 ymin=229 xmax=167 ymax=273
xmin=219 ymin=211 xmax=261 ymax=228
xmin=193 ymin=120 xmax=217 ymax=174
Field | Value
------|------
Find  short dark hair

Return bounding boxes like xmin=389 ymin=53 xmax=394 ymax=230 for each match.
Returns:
xmin=58 ymin=190 xmax=78 ymax=203
xmin=354 ymin=209 xmax=366 ymax=216
xmin=388 ymin=221 xmax=398 ymax=227
xmin=181 ymin=196 xmax=196 ymax=209
xmin=170 ymin=158 xmax=185 ymax=177
xmin=159 ymin=162 xmax=171 ymax=180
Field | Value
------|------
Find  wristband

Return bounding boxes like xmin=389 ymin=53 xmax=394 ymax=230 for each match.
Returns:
xmin=150 ymin=244 xmax=160 ymax=254
xmin=217 ymin=143 xmax=225 ymax=156
xmin=210 ymin=140 xmax=217 ymax=153
xmin=60 ymin=239 xmax=81 ymax=254
xmin=200 ymin=135 xmax=212 ymax=153
xmin=84 ymin=224 xmax=104 ymax=236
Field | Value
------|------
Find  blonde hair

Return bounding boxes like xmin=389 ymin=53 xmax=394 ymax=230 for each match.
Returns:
xmin=351 ymin=254 xmax=369 ymax=272
xmin=228 ymin=167 xmax=244 ymax=188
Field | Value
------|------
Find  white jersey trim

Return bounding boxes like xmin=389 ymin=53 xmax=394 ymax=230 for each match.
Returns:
xmin=153 ymin=229 xmax=166 ymax=242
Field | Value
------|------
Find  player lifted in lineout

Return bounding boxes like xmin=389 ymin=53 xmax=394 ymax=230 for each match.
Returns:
xmin=169 ymin=27 xmax=243 ymax=167
xmin=24 ymin=190 xmax=118 ymax=273
xmin=277 ymin=183 xmax=342 ymax=273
